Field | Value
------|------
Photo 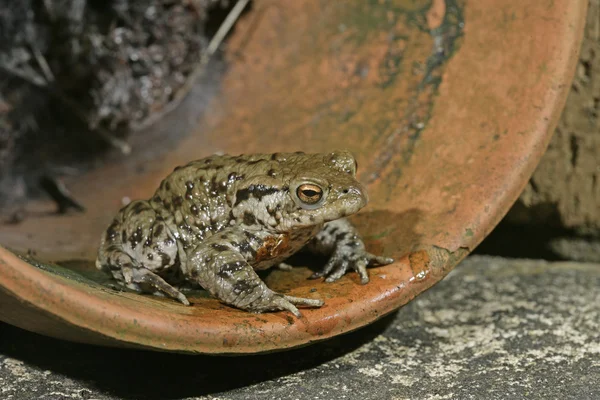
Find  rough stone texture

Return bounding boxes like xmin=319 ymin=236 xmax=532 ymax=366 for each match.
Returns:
xmin=506 ymin=0 xmax=600 ymax=235
xmin=0 ymin=255 xmax=599 ymax=400
xmin=549 ymin=237 xmax=600 ymax=263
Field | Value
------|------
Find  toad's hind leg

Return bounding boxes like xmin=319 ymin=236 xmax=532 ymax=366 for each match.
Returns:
xmin=107 ymin=250 xmax=190 ymax=306
xmin=186 ymin=229 xmax=323 ymax=317
xmin=125 ymin=263 xmax=190 ymax=306
xmin=96 ymin=200 xmax=189 ymax=305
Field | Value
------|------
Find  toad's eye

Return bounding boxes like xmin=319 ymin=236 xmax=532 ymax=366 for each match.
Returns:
xmin=296 ymin=184 xmax=323 ymax=205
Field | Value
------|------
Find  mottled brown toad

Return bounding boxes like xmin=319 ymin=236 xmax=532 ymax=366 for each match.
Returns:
xmin=96 ymin=151 xmax=393 ymax=316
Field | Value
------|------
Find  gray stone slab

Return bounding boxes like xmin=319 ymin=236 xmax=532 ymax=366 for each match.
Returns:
xmin=550 ymin=237 xmax=600 ymax=263
xmin=1 ymin=255 xmax=599 ymax=400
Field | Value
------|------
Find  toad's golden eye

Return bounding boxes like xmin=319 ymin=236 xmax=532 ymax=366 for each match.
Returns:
xmin=296 ymin=184 xmax=323 ymax=204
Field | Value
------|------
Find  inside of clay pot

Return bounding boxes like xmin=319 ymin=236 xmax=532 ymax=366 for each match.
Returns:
xmin=0 ymin=0 xmax=586 ymax=354
xmin=1 ymin=0 xmax=463 ymax=278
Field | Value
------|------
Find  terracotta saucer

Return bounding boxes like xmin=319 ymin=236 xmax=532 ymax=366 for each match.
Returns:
xmin=0 ymin=0 xmax=586 ymax=354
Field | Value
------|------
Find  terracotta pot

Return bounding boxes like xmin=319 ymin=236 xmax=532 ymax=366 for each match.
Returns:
xmin=0 ymin=0 xmax=587 ymax=354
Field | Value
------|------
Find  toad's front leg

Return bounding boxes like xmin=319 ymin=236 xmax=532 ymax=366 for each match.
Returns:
xmin=307 ymin=219 xmax=394 ymax=284
xmin=186 ymin=228 xmax=323 ymax=317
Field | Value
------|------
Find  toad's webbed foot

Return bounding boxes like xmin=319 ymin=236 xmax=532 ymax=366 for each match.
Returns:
xmin=310 ymin=248 xmax=394 ymax=284
xmin=246 ymin=293 xmax=324 ymax=318
xmin=307 ymin=219 xmax=394 ymax=284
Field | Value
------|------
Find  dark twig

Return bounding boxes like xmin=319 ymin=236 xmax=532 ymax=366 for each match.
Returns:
xmin=39 ymin=175 xmax=86 ymax=214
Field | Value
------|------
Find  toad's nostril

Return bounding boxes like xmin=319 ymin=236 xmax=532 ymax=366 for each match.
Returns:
xmin=347 ymin=187 xmax=361 ymax=196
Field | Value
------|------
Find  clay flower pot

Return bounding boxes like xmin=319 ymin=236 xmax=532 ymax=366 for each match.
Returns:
xmin=0 ymin=0 xmax=587 ymax=354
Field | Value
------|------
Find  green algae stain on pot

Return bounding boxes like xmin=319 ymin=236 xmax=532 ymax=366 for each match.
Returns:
xmin=14 ymin=253 xmax=110 ymax=288
xmin=205 ymin=0 xmax=464 ymax=184
xmin=364 ymin=0 xmax=466 ymax=190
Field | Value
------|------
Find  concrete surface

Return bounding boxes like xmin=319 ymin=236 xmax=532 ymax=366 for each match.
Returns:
xmin=549 ymin=237 xmax=600 ymax=263
xmin=1 ymin=255 xmax=599 ymax=400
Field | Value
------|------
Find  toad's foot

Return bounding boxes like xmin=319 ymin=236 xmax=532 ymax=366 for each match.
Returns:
xmin=124 ymin=265 xmax=190 ymax=306
xmin=307 ymin=219 xmax=394 ymax=284
xmin=249 ymin=292 xmax=324 ymax=318
xmin=310 ymin=249 xmax=393 ymax=284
